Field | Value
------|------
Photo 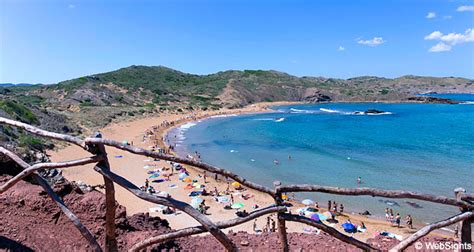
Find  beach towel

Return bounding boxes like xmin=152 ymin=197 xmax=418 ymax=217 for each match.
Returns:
xmin=189 ymin=191 xmax=202 ymax=197
xmin=115 ymin=155 xmax=124 ymax=158
xmin=152 ymin=179 xmax=165 ymax=183
xmin=168 ymin=184 xmax=177 ymax=188
xmin=217 ymin=196 xmax=230 ymax=203
xmin=380 ymin=231 xmax=402 ymax=241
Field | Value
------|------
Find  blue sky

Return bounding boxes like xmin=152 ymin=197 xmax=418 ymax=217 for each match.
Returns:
xmin=1 ymin=0 xmax=473 ymax=83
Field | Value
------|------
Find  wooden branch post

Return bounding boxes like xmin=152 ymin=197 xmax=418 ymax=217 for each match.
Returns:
xmin=273 ymin=181 xmax=289 ymax=252
xmin=454 ymin=188 xmax=472 ymax=252
xmin=89 ymin=133 xmax=118 ymax=252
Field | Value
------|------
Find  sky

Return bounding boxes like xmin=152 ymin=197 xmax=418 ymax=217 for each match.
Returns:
xmin=1 ymin=0 xmax=473 ymax=84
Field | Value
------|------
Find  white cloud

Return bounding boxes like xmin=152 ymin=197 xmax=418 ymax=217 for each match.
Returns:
xmin=68 ymin=4 xmax=76 ymax=9
xmin=424 ymin=31 xmax=443 ymax=40
xmin=357 ymin=37 xmax=385 ymax=47
xmin=443 ymin=15 xmax=452 ymax=20
xmin=426 ymin=12 xmax=436 ymax=19
xmin=457 ymin=5 xmax=474 ymax=12
xmin=424 ymin=28 xmax=474 ymax=52
xmin=429 ymin=42 xmax=451 ymax=52
xmin=338 ymin=46 xmax=345 ymax=51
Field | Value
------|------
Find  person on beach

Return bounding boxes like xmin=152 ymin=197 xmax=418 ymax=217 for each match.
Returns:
xmin=333 ymin=202 xmax=338 ymax=212
xmin=389 ymin=209 xmax=394 ymax=224
xmin=328 ymin=201 xmax=332 ymax=212
xmin=214 ymin=187 xmax=219 ymax=196
xmin=203 ymin=172 xmax=207 ymax=183
xmin=395 ymin=213 xmax=401 ymax=227
xmin=454 ymin=225 xmax=459 ymax=238
xmin=230 ymin=194 xmax=234 ymax=204
xmin=314 ymin=202 xmax=319 ymax=209
xmin=339 ymin=203 xmax=344 ymax=214
xmin=385 ymin=208 xmax=390 ymax=221
xmin=271 ymin=219 xmax=276 ymax=232
xmin=405 ymin=215 xmax=413 ymax=229
xmin=357 ymin=177 xmax=362 ymax=184
xmin=266 ymin=217 xmax=271 ymax=232
xmin=145 ymin=178 xmax=149 ymax=187
xmin=253 ymin=219 xmax=258 ymax=233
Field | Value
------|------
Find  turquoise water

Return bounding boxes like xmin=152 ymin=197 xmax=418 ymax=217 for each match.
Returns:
xmin=171 ymin=99 xmax=474 ymax=223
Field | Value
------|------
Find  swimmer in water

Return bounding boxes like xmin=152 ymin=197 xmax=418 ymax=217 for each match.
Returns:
xmin=273 ymin=159 xmax=280 ymax=165
xmin=357 ymin=176 xmax=362 ymax=184
xmin=288 ymin=155 xmax=292 ymax=160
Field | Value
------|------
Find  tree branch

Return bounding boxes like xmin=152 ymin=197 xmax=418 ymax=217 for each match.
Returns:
xmin=0 ymin=147 xmax=102 ymax=251
xmin=0 ymin=155 xmax=103 ymax=194
xmin=85 ymin=137 xmax=275 ymax=196
xmin=277 ymin=184 xmax=473 ymax=210
xmin=389 ymin=211 xmax=474 ymax=252
xmin=94 ymin=165 xmax=238 ymax=251
xmin=0 ymin=117 xmax=85 ymax=148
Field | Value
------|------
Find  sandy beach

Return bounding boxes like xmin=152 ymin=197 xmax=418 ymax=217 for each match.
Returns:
xmin=48 ymin=102 xmax=451 ymax=243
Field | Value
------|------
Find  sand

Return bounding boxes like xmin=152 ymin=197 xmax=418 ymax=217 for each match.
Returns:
xmin=48 ymin=102 xmax=452 ymax=242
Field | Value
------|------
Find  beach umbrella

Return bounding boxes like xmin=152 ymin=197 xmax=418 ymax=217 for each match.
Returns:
xmin=231 ymin=203 xmax=244 ymax=209
xmin=281 ymin=194 xmax=289 ymax=200
xmin=302 ymin=199 xmax=314 ymax=206
xmin=179 ymin=173 xmax=188 ymax=180
xmin=231 ymin=182 xmax=241 ymax=188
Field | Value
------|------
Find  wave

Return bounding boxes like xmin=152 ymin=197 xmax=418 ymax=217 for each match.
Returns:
xmin=352 ymin=111 xmax=393 ymax=116
xmin=289 ymin=108 xmax=318 ymax=114
xmin=253 ymin=118 xmax=276 ymax=121
xmin=179 ymin=122 xmax=197 ymax=130
xmin=460 ymin=101 xmax=474 ymax=104
xmin=275 ymin=117 xmax=285 ymax=122
xmin=210 ymin=114 xmax=238 ymax=118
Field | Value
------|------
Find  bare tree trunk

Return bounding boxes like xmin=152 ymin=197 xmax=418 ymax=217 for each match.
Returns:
xmin=88 ymin=133 xmax=117 ymax=252
xmin=455 ymin=188 xmax=472 ymax=252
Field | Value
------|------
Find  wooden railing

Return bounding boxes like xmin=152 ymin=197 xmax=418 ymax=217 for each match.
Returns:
xmin=0 ymin=116 xmax=473 ymax=252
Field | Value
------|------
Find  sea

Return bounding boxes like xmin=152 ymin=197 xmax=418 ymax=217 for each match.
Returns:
xmin=168 ymin=94 xmax=474 ymax=224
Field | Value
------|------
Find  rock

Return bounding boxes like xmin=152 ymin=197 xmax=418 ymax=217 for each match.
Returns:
xmin=240 ymin=240 xmax=249 ymax=246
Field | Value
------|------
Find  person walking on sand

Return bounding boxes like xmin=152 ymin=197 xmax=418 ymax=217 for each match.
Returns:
xmin=395 ymin=213 xmax=401 ymax=227
xmin=203 ymin=172 xmax=207 ymax=183
xmin=230 ymin=194 xmax=234 ymax=204
xmin=328 ymin=201 xmax=332 ymax=212
xmin=405 ymin=215 xmax=413 ymax=229
xmin=385 ymin=208 xmax=390 ymax=221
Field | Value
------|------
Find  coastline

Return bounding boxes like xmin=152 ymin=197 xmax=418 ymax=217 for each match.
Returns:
xmin=48 ymin=101 xmax=453 ymax=243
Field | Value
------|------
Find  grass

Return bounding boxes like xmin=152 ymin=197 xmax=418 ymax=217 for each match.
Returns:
xmin=0 ymin=100 xmax=39 ymax=125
